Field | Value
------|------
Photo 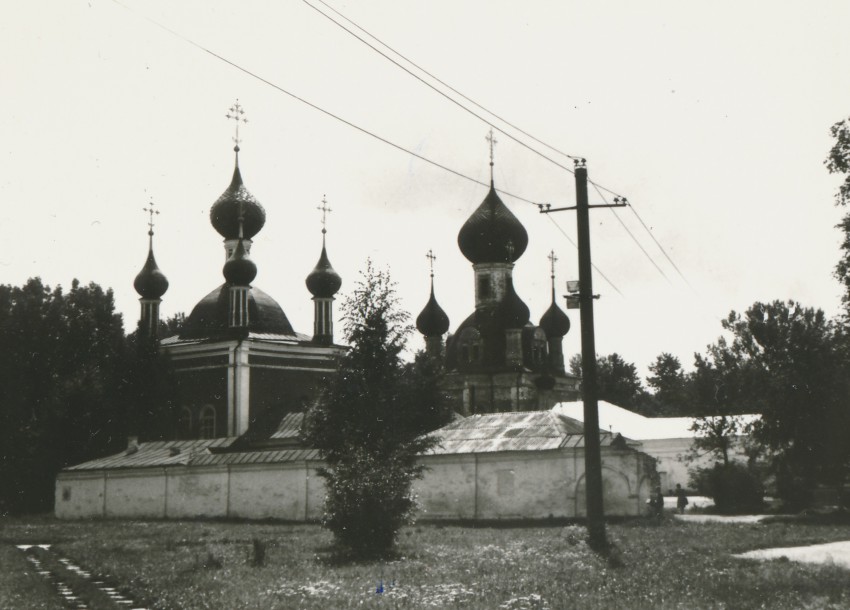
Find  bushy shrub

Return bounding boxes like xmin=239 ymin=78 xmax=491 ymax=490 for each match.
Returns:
xmin=690 ymin=462 xmax=764 ymax=514
xmin=320 ymin=446 xmax=422 ymax=558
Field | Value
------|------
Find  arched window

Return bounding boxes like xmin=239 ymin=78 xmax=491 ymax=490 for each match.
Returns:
xmin=532 ymin=328 xmax=548 ymax=365
xmin=199 ymin=405 xmax=216 ymax=439
xmin=177 ymin=407 xmax=193 ymax=440
xmin=459 ymin=327 xmax=482 ymax=364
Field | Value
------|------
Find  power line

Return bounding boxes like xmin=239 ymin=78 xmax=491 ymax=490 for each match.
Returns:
xmin=309 ymin=0 xmax=583 ymax=164
xmin=109 ymin=0 xmax=539 ymax=206
xmin=627 ymin=205 xmax=694 ymax=290
xmin=590 ymin=182 xmax=672 ymax=285
xmin=545 ymin=215 xmax=624 ymax=297
xmin=109 ymin=0 xmax=631 ymax=294
xmin=305 ymin=0 xmax=692 ymax=290
xmin=302 ymin=0 xmax=579 ymax=177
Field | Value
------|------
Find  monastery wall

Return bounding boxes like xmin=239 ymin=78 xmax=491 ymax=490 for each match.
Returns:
xmin=56 ymin=449 xmax=651 ymax=521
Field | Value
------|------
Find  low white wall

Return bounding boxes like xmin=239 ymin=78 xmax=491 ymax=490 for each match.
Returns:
xmin=106 ymin=470 xmax=166 ymax=518
xmin=57 ymin=449 xmax=654 ymax=521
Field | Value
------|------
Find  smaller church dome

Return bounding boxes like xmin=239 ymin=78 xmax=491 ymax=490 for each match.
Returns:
xmin=223 ymin=239 xmax=257 ymax=286
xmin=539 ymin=300 xmax=570 ymax=338
xmin=210 ymin=161 xmax=266 ymax=240
xmin=457 ymin=183 xmax=528 ymax=264
xmin=497 ymin=278 xmax=530 ymax=329
xmin=305 ymin=243 xmax=342 ymax=298
xmin=134 ymin=245 xmax=169 ymax=299
xmin=416 ymin=285 xmax=450 ymax=337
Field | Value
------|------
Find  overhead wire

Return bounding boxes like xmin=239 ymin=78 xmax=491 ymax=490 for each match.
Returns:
xmin=301 ymin=0 xmax=579 ymax=176
xmin=590 ymin=183 xmax=672 ymax=285
xmin=109 ymin=0 xmax=539 ymax=205
xmin=309 ymin=0 xmax=583 ymax=164
xmin=545 ymin=215 xmax=624 ymax=297
xmin=109 ymin=0 xmax=626 ymax=295
xmin=303 ymin=0 xmax=690 ymax=289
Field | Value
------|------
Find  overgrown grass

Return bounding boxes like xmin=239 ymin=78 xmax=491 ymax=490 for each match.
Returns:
xmin=2 ymin=515 xmax=850 ymax=609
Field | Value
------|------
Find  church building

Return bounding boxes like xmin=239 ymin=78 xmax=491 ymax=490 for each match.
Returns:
xmin=133 ymin=102 xmax=345 ymax=442
xmin=416 ymin=136 xmax=581 ymax=414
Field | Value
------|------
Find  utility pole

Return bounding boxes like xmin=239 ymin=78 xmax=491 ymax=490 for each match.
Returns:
xmin=539 ymin=159 xmax=627 ymax=551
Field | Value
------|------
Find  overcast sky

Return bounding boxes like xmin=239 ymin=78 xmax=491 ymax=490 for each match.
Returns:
xmin=3 ymin=0 xmax=849 ymax=377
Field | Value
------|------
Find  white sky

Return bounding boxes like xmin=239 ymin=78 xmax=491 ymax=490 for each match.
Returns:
xmin=2 ymin=0 xmax=849 ymax=377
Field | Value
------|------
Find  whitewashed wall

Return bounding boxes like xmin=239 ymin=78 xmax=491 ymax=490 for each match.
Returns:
xmin=56 ymin=449 xmax=653 ymax=521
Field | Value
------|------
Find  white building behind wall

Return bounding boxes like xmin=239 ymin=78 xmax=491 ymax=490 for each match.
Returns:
xmin=555 ymin=401 xmax=759 ymax=492
xmin=56 ymin=408 xmax=657 ymax=521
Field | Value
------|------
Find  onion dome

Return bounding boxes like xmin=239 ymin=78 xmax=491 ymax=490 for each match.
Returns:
xmin=181 ymin=284 xmax=295 ymax=339
xmin=210 ymin=157 xmax=266 ymax=240
xmin=540 ymin=298 xmax=570 ymax=338
xmin=457 ymin=182 xmax=528 ymax=264
xmin=223 ymin=238 xmax=257 ymax=285
xmin=134 ymin=241 xmax=169 ymax=299
xmin=416 ymin=283 xmax=450 ymax=337
xmin=305 ymin=241 xmax=342 ymax=298
xmin=497 ymin=278 xmax=530 ymax=328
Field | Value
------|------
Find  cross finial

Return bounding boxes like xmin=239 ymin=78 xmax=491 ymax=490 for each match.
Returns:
xmin=426 ymin=249 xmax=436 ymax=279
xmin=317 ymin=195 xmax=332 ymax=235
xmin=225 ymin=99 xmax=248 ymax=151
xmin=548 ymin=250 xmax=558 ymax=279
xmin=485 ymin=127 xmax=498 ymax=181
xmin=143 ymin=199 xmax=159 ymax=237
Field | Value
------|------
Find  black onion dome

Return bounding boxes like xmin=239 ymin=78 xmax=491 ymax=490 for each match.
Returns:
xmin=134 ymin=246 xmax=169 ymax=299
xmin=210 ymin=165 xmax=266 ymax=240
xmin=539 ymin=299 xmax=570 ymax=338
xmin=457 ymin=183 xmax=528 ymax=264
xmin=180 ymin=284 xmax=295 ymax=339
xmin=416 ymin=285 xmax=450 ymax=337
xmin=223 ymin=239 xmax=257 ymax=285
xmin=305 ymin=244 xmax=342 ymax=298
xmin=497 ymin=279 xmax=530 ymax=328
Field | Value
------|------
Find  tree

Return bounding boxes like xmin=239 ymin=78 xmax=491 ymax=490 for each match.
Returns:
xmin=646 ymin=353 xmax=688 ymax=415
xmin=569 ymin=352 xmax=648 ymax=411
xmin=304 ymin=261 xmax=439 ymax=558
xmin=693 ymin=301 xmax=850 ymax=500
xmin=0 ymin=279 xmax=127 ymax=513
xmin=826 ymin=117 xmax=850 ymax=313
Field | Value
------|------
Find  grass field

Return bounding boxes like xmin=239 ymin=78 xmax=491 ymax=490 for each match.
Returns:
xmin=2 ymin=515 xmax=850 ymax=609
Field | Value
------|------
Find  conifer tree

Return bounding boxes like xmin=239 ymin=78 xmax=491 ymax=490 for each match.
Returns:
xmin=305 ymin=261 xmax=438 ymax=558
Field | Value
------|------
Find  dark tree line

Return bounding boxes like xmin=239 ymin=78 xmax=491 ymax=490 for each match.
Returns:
xmin=0 ymin=278 xmax=181 ymax=514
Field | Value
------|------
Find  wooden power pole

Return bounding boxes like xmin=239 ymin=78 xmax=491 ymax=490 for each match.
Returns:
xmin=539 ymin=159 xmax=626 ymax=550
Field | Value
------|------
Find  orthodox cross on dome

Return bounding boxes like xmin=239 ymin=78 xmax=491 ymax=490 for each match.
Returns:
xmin=485 ymin=127 xmax=498 ymax=181
xmin=143 ymin=199 xmax=159 ymax=237
xmin=317 ymin=195 xmax=332 ymax=235
xmin=426 ymin=249 xmax=436 ymax=279
xmin=548 ymin=249 xmax=558 ymax=292
xmin=225 ymin=100 xmax=248 ymax=150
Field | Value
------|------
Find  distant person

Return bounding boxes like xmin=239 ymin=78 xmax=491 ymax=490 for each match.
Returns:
xmin=649 ymin=486 xmax=664 ymax=519
xmin=675 ymin=484 xmax=689 ymax=514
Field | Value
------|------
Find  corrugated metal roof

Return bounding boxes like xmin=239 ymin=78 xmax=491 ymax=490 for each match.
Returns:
xmin=270 ymin=412 xmax=304 ymax=440
xmin=63 ymin=407 xmax=640 ymax=472
xmin=63 ymin=438 xmax=321 ymax=471
xmin=426 ymin=410 xmax=621 ymax=455
xmin=64 ymin=438 xmax=238 ymax=471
